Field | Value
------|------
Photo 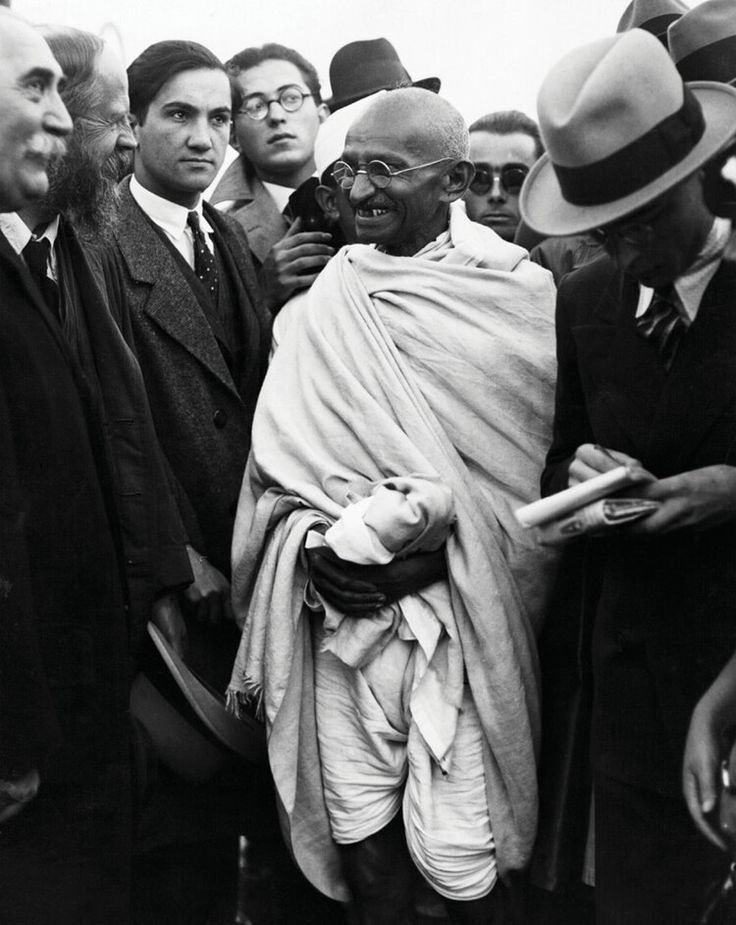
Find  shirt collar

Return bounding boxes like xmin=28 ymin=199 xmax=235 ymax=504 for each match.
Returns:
xmin=636 ymin=217 xmax=732 ymax=324
xmin=0 ymin=212 xmax=60 ymax=255
xmin=130 ymin=175 xmax=213 ymax=239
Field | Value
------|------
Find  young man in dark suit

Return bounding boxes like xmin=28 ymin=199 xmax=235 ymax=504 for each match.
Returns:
xmin=114 ymin=43 xmax=342 ymax=924
xmin=115 ymin=40 xmax=271 ymax=616
xmin=521 ymin=28 xmax=736 ymax=925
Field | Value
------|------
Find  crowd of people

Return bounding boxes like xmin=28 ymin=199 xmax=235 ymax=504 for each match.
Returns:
xmin=3 ymin=0 xmax=736 ymax=923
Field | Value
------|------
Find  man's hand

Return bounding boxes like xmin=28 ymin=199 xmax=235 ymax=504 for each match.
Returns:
xmin=152 ymin=593 xmax=188 ymax=658
xmin=261 ymin=218 xmax=334 ymax=312
xmin=182 ymin=546 xmax=233 ymax=623
xmin=0 ymin=767 xmax=40 ymax=824
xmin=567 ymin=443 xmax=645 ymax=486
xmin=683 ymin=651 xmax=736 ymax=850
xmin=630 ymin=465 xmax=736 ymax=534
xmin=306 ymin=546 xmax=447 ymax=616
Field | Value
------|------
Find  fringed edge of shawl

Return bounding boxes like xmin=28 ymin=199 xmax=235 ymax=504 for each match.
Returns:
xmin=226 ymin=681 xmax=265 ymax=724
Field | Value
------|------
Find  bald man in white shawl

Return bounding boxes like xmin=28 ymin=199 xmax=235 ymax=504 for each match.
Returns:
xmin=229 ymin=89 xmax=558 ymax=924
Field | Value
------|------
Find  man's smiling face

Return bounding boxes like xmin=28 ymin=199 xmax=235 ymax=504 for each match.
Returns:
xmin=341 ymin=104 xmax=454 ymax=257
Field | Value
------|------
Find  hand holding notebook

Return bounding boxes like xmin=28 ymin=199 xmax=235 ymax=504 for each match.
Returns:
xmin=516 ymin=456 xmax=659 ymax=545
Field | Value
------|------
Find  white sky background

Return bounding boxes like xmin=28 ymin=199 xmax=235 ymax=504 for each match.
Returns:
xmin=12 ymin=0 xmax=708 ymax=125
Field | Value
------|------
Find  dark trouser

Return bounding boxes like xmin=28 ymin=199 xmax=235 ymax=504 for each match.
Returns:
xmin=339 ymin=815 xmax=511 ymax=925
xmin=0 ymin=790 xmax=130 ymax=925
xmin=595 ymin=772 xmax=728 ymax=925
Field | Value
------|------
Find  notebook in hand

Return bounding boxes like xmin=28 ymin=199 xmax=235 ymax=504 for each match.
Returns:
xmin=515 ymin=463 xmax=658 ymax=543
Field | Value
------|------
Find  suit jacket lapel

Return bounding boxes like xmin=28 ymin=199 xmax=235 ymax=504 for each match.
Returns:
xmin=646 ymin=256 xmax=736 ymax=474
xmin=572 ymin=270 xmax=667 ymax=458
xmin=115 ymin=183 xmax=241 ymax=400
xmin=209 ymin=158 xmax=288 ymax=263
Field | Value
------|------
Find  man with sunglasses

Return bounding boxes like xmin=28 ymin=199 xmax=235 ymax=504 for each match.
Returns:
xmin=211 ymin=43 xmax=333 ymax=312
xmin=463 ymin=110 xmax=543 ymax=242
xmin=521 ymin=29 xmax=736 ymax=925
xmin=229 ymin=87 xmax=558 ymax=924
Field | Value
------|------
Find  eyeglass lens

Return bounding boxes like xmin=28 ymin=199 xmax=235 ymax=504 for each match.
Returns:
xmin=332 ymin=161 xmax=395 ymax=190
xmin=470 ymin=164 xmax=529 ymax=195
xmin=242 ymin=86 xmax=307 ymax=119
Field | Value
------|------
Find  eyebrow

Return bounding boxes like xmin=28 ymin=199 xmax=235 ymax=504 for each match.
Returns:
xmin=162 ymin=100 xmax=231 ymax=115
xmin=21 ymin=66 xmax=58 ymax=84
xmin=243 ymin=83 xmax=307 ymax=97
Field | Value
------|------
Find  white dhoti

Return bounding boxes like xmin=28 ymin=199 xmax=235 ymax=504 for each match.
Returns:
xmin=229 ymin=205 xmax=558 ymax=898
xmin=314 ymin=628 xmax=497 ymax=901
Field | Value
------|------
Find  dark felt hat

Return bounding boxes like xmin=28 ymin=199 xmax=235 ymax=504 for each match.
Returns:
xmin=130 ymin=622 xmax=266 ymax=782
xmin=326 ymin=38 xmax=440 ymax=111
xmin=668 ymin=0 xmax=736 ymax=85
xmin=617 ymin=0 xmax=689 ymax=45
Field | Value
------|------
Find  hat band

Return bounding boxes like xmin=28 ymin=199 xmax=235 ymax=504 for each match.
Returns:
xmin=636 ymin=12 xmax=683 ymax=39
xmin=553 ymin=86 xmax=705 ymax=207
xmin=676 ymin=35 xmax=736 ymax=84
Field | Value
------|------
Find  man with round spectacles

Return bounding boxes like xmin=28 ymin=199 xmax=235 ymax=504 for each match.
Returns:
xmin=463 ymin=110 xmax=543 ymax=242
xmin=210 ymin=44 xmax=333 ymax=312
xmin=229 ymin=87 xmax=557 ymax=923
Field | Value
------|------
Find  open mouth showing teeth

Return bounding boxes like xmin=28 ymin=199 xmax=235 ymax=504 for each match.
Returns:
xmin=358 ymin=208 xmax=390 ymax=217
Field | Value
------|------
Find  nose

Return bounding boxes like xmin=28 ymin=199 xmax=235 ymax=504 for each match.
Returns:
xmin=348 ymin=171 xmax=374 ymax=206
xmin=116 ymin=117 xmax=137 ymax=151
xmin=488 ymin=173 xmax=506 ymax=201
xmin=265 ymin=100 xmax=287 ymax=125
xmin=187 ymin=116 xmax=213 ymax=150
xmin=44 ymin=88 xmax=73 ymax=138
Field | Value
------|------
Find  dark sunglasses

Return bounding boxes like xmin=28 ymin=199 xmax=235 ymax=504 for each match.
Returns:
xmin=469 ymin=163 xmax=530 ymax=196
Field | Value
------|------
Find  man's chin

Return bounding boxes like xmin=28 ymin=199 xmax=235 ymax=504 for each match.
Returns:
xmin=485 ymin=220 xmax=516 ymax=242
xmin=17 ymin=174 xmax=50 ymax=208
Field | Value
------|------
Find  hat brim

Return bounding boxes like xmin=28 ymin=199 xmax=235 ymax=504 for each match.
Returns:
xmin=327 ymin=76 xmax=441 ymax=112
xmin=412 ymin=77 xmax=441 ymax=94
xmin=146 ymin=622 xmax=266 ymax=765
xmin=521 ymin=82 xmax=736 ymax=236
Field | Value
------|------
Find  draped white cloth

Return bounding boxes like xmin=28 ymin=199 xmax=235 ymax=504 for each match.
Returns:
xmin=228 ymin=204 xmax=558 ymax=899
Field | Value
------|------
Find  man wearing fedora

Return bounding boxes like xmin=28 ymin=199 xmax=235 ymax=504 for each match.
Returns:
xmin=521 ymin=27 xmax=736 ymax=925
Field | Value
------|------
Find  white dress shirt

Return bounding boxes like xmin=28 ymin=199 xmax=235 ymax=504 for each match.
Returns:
xmin=0 ymin=212 xmax=60 ymax=279
xmin=129 ymin=175 xmax=214 ymax=269
xmin=636 ymin=217 xmax=732 ymax=325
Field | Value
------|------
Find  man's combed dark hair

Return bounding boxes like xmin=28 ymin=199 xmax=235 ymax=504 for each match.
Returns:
xmin=469 ymin=110 xmax=545 ymax=160
xmin=225 ymin=43 xmax=322 ymax=111
xmin=127 ymin=40 xmax=226 ymax=124
xmin=39 ymin=26 xmax=104 ymax=121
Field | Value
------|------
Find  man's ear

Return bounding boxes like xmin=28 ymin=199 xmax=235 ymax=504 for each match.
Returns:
xmin=317 ymin=102 xmax=330 ymax=125
xmin=440 ymin=160 xmax=475 ymax=203
xmin=315 ymin=183 xmax=339 ymax=221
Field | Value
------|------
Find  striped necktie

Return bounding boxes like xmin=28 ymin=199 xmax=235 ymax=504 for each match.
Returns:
xmin=635 ymin=283 xmax=686 ymax=372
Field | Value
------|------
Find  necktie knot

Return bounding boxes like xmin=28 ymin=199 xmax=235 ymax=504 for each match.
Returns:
xmin=23 ymin=236 xmax=60 ymax=319
xmin=23 ymin=236 xmax=51 ymax=278
xmin=636 ymin=284 xmax=686 ymax=372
